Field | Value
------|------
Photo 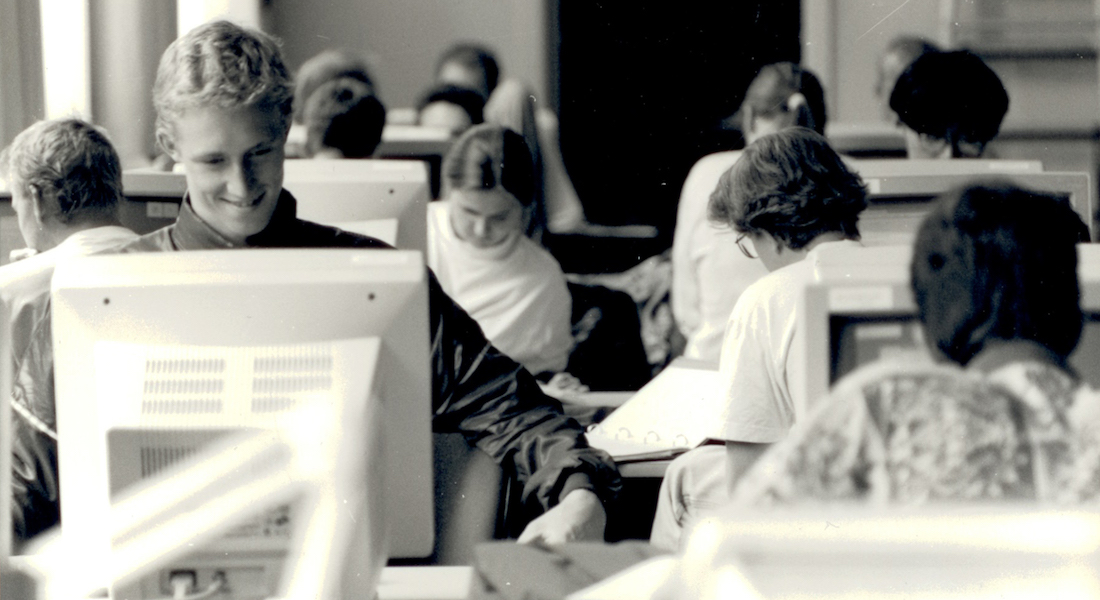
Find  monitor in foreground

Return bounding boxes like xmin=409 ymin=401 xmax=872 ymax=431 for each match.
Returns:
xmin=51 ymin=249 xmax=433 ymax=598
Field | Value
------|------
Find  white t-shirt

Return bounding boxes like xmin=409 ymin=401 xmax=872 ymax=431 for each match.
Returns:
xmin=670 ymin=151 xmax=770 ymax=362
xmin=427 ymin=202 xmax=572 ymax=375
xmin=0 ymin=225 xmax=139 ymax=307
xmin=718 ymin=239 xmax=862 ymax=443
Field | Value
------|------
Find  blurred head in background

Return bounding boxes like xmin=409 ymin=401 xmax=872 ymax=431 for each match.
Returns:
xmin=303 ymin=77 xmax=386 ymax=158
xmin=737 ymin=62 xmax=827 ymax=145
xmin=890 ymin=50 xmax=1009 ymax=159
xmin=434 ymin=43 xmax=499 ymax=100
xmin=875 ymin=36 xmax=940 ymax=119
xmin=418 ymin=84 xmax=486 ymax=137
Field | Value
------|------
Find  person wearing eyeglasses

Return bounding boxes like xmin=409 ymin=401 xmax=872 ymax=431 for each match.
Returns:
xmin=651 ymin=127 xmax=867 ymax=550
xmin=671 ymin=62 xmax=827 ymax=363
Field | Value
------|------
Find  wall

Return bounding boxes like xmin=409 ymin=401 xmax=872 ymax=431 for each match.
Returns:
xmin=265 ymin=0 xmax=547 ymax=109
xmin=89 ymin=0 xmax=177 ymax=168
xmin=0 ymin=0 xmax=45 ymax=150
xmin=801 ymin=0 xmax=942 ymax=125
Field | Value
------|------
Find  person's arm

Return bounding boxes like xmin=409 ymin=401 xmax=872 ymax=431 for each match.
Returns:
xmin=425 ymin=272 xmax=621 ymax=540
xmin=724 ymin=441 xmax=770 ymax=495
xmin=10 ymin=298 xmax=61 ymax=546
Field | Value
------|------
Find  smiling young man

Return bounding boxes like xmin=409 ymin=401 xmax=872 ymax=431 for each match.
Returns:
xmin=113 ymin=21 xmax=618 ymax=547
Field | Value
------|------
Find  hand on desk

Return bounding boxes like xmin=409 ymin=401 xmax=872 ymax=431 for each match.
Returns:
xmin=538 ymin=372 xmax=590 ymax=402
xmin=516 ymin=489 xmax=606 ymax=545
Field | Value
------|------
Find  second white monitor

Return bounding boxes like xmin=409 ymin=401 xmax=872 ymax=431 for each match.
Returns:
xmin=282 ymin=159 xmax=431 ymax=252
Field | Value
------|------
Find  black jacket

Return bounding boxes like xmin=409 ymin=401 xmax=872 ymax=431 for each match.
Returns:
xmin=11 ymin=190 xmax=620 ymax=543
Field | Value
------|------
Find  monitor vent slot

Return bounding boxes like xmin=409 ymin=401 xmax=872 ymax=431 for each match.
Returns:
xmin=145 ymin=358 xmax=226 ymax=375
xmin=141 ymin=398 xmax=224 ymax=415
xmin=253 ymin=355 xmax=333 ymax=373
xmin=250 ymin=352 xmax=334 ymax=414
xmin=251 ymin=376 xmax=332 ymax=394
xmin=251 ymin=397 xmax=297 ymax=413
xmin=139 ymin=445 xmax=197 ymax=479
xmin=143 ymin=379 xmax=225 ymax=395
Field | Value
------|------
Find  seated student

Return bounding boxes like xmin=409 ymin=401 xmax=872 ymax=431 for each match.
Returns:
xmin=417 ymin=84 xmax=485 ymax=137
xmin=301 ymin=76 xmax=386 ymax=158
xmin=652 ymin=127 xmax=868 ymax=550
xmin=436 ymin=43 xmax=588 ymax=237
xmin=104 ymin=20 xmax=616 ymax=545
xmin=889 ymin=49 xmax=1009 ymax=159
xmin=874 ymin=35 xmax=939 ymax=121
xmin=732 ymin=183 xmax=1100 ymax=506
xmin=434 ymin=43 xmax=499 ymax=101
xmin=286 ymin=49 xmax=375 ymax=158
xmin=428 ymin=124 xmax=573 ymax=379
xmin=671 ymin=62 xmax=826 ymax=362
xmin=0 ymin=119 xmax=139 ymax=544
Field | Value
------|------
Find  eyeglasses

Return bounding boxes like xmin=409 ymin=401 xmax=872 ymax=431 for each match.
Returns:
xmin=736 ymin=232 xmax=757 ymax=259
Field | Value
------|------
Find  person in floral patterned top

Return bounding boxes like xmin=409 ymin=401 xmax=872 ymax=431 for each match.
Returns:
xmin=730 ymin=182 xmax=1100 ymax=507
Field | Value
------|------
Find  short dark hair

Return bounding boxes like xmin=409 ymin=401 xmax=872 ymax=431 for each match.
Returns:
xmin=293 ymin=49 xmax=374 ymax=125
xmin=708 ymin=127 xmax=867 ymax=249
xmin=417 ymin=84 xmax=486 ymax=126
xmin=740 ymin=62 xmax=827 ymax=135
xmin=1 ymin=118 xmax=122 ymax=225
xmin=303 ymin=77 xmax=386 ymax=158
xmin=435 ymin=43 xmax=499 ymax=97
xmin=890 ymin=50 xmax=1009 ymax=157
xmin=442 ymin=123 xmax=535 ymax=206
xmin=912 ymin=182 xmax=1084 ymax=366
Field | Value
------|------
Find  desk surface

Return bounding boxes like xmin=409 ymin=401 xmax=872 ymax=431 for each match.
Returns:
xmin=378 ymin=566 xmax=473 ymax=600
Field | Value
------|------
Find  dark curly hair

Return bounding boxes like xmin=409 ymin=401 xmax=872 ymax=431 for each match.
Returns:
xmin=890 ymin=50 xmax=1009 ymax=158
xmin=912 ymin=182 xmax=1085 ymax=366
xmin=708 ymin=127 xmax=867 ymax=249
xmin=417 ymin=84 xmax=486 ymax=126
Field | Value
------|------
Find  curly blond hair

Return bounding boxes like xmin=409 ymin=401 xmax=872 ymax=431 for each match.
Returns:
xmin=154 ymin=20 xmax=292 ymax=146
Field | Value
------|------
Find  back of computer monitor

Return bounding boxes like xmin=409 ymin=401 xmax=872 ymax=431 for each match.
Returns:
xmin=120 ymin=171 xmax=187 ymax=235
xmin=1074 ymin=244 xmax=1100 ymax=389
xmin=846 ymin=158 xmax=1045 ymax=178
xmin=857 ymin=171 xmax=1094 ymax=246
xmin=804 ymin=243 xmax=1100 ymax=404
xmin=375 ymin=125 xmax=454 ymax=198
xmin=801 ymin=244 xmax=920 ymax=404
xmin=282 ymin=159 xmax=430 ymax=253
xmin=52 ymin=249 xmax=435 ymax=596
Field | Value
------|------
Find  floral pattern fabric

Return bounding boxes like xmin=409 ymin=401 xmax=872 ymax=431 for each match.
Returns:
xmin=731 ymin=359 xmax=1100 ymax=507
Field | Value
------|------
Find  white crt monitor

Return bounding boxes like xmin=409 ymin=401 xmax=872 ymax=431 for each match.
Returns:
xmin=282 ymin=159 xmax=430 ymax=252
xmin=801 ymin=244 xmax=1100 ymax=404
xmin=52 ymin=249 xmax=434 ymax=594
xmin=851 ymin=171 xmax=1094 ymax=246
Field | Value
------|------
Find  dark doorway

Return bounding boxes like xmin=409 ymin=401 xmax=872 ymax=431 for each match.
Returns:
xmin=553 ymin=3 xmax=800 ymax=249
